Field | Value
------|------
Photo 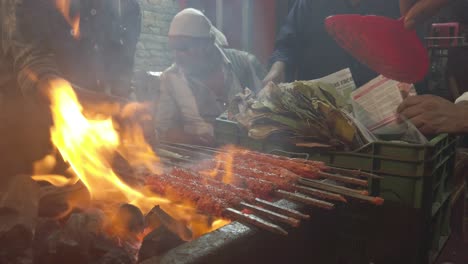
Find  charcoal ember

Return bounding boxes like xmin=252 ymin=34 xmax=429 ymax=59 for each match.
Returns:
xmin=145 ymin=206 xmax=192 ymax=242
xmin=38 ymin=184 xmax=90 ymax=218
xmin=97 ymin=249 xmax=134 ymax=264
xmin=112 ymin=153 xmax=138 ymax=185
xmin=0 ymin=175 xmax=40 ymax=251
xmin=137 ymin=226 xmax=183 ymax=263
xmin=32 ymin=230 xmax=87 ymax=264
xmin=54 ymin=237 xmax=88 ymax=264
xmin=0 ymin=208 xmax=34 ymax=262
xmin=86 ymin=233 xmax=137 ymax=264
xmin=112 ymin=204 xmax=145 ymax=237
xmin=0 ymin=175 xmax=40 ymax=262
xmin=62 ymin=209 xmax=105 ymax=243
xmin=33 ymin=210 xmax=106 ymax=264
xmin=144 ymin=207 xmax=162 ymax=231
xmin=32 ymin=218 xmax=61 ymax=263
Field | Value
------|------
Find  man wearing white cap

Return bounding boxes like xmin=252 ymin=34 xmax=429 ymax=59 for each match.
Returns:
xmin=155 ymin=8 xmax=265 ymax=146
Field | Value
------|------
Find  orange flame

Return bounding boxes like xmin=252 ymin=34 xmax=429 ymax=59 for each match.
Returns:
xmin=35 ymin=79 xmax=228 ymax=240
xmin=55 ymin=0 xmax=80 ymax=39
xmin=201 ymin=147 xmax=235 ymax=184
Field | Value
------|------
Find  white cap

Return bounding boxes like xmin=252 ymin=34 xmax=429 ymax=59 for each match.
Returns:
xmin=168 ymin=8 xmax=228 ymax=46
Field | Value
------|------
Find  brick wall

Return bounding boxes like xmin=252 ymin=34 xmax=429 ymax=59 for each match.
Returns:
xmin=135 ymin=0 xmax=179 ymax=72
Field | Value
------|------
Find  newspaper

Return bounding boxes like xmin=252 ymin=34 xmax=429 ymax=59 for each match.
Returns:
xmin=313 ymin=68 xmax=356 ymax=108
xmin=351 ymin=75 xmax=415 ymax=135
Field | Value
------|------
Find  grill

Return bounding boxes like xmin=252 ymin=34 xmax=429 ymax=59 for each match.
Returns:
xmin=2 ymin=143 xmax=386 ymax=264
xmin=132 ymin=143 xmax=386 ymax=263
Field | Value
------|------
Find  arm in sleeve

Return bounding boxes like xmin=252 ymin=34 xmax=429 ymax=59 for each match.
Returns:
xmin=107 ymin=0 xmax=142 ymax=98
xmin=269 ymin=0 xmax=310 ymax=72
xmin=154 ymin=72 xmax=180 ymax=137
xmin=247 ymin=53 xmax=267 ymax=92
xmin=1 ymin=0 xmax=61 ymax=95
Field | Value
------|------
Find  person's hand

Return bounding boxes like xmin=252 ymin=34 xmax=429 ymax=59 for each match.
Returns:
xmin=35 ymin=75 xmax=66 ymax=105
xmin=262 ymin=61 xmax=286 ymax=86
xmin=400 ymin=0 xmax=453 ymax=29
xmin=397 ymin=94 xmax=468 ymax=134
xmin=119 ymin=102 xmax=159 ymax=147
xmin=194 ymin=133 xmax=215 ymax=147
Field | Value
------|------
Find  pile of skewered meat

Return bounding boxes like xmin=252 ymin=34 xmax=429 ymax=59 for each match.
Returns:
xmin=145 ymin=145 xmax=384 ymax=235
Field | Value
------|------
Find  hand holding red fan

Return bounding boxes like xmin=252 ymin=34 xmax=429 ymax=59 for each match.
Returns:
xmin=325 ymin=15 xmax=429 ymax=84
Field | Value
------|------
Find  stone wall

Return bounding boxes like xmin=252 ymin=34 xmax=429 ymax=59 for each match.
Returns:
xmin=135 ymin=0 xmax=179 ymax=72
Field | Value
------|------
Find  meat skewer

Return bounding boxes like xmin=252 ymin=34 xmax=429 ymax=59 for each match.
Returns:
xmin=231 ymin=147 xmax=328 ymax=171
xmin=316 ymin=172 xmax=368 ymax=187
xmin=161 ymin=143 xmax=381 ymax=181
xmin=293 ymin=185 xmax=347 ymax=203
xmin=276 ymin=190 xmax=335 ymax=210
xmin=196 ymin=159 xmax=298 ymax=188
xmin=254 ymin=198 xmax=310 ymax=220
xmin=146 ymin=173 xmax=289 ymax=234
xmin=298 ymin=179 xmax=384 ymax=205
xmin=224 ymin=208 xmax=288 ymax=236
xmin=147 ymin=169 xmax=302 ymax=232
xmin=146 ymin=172 xmax=230 ymax=216
xmin=230 ymin=151 xmax=370 ymax=187
xmin=239 ymin=202 xmax=300 ymax=227
xmin=198 ymin=168 xmax=282 ymax=197
xmin=327 ymin=167 xmax=383 ymax=179
xmin=194 ymin=161 xmax=351 ymax=204
xmin=162 ymin=159 xmax=314 ymax=219
xmin=232 ymin=155 xmax=319 ymax=180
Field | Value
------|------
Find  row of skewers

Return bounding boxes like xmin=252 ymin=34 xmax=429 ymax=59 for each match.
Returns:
xmin=145 ymin=144 xmax=384 ymax=235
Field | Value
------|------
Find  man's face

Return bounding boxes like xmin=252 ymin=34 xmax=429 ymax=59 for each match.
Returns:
xmin=168 ymin=36 xmax=213 ymax=75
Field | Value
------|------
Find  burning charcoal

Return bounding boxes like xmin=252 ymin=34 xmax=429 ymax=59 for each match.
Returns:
xmin=144 ymin=207 xmax=162 ymax=231
xmin=32 ymin=218 xmax=61 ymax=263
xmin=0 ymin=208 xmax=34 ymax=262
xmin=137 ymin=226 xmax=184 ymax=263
xmin=35 ymin=210 xmax=109 ymax=264
xmin=34 ymin=210 xmax=107 ymax=264
xmin=97 ymin=249 xmax=133 ymax=264
xmin=0 ymin=175 xmax=40 ymax=218
xmin=62 ymin=210 xmax=105 ymax=245
xmin=146 ymin=206 xmax=192 ymax=241
xmin=112 ymin=204 xmax=145 ymax=237
xmin=38 ymin=184 xmax=90 ymax=218
xmin=34 ymin=225 xmax=89 ymax=264
xmin=112 ymin=153 xmax=137 ymax=184
xmin=54 ymin=237 xmax=88 ymax=264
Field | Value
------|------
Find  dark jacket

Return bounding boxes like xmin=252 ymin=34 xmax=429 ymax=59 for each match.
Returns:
xmin=0 ymin=0 xmax=140 ymax=177
xmin=271 ymin=0 xmax=400 ymax=86
xmin=0 ymin=0 xmax=140 ymax=97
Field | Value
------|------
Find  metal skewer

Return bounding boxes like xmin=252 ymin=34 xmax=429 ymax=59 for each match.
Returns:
xmin=293 ymin=185 xmax=347 ymax=203
xmin=298 ymin=179 xmax=384 ymax=205
xmin=327 ymin=167 xmax=383 ymax=179
xmin=224 ymin=208 xmax=288 ymax=236
xmin=240 ymin=202 xmax=300 ymax=227
xmin=275 ymin=190 xmax=335 ymax=210
xmin=254 ymin=198 xmax=310 ymax=220
xmin=317 ymin=171 xmax=368 ymax=187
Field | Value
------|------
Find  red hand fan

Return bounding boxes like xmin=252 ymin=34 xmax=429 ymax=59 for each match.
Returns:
xmin=325 ymin=15 xmax=429 ymax=83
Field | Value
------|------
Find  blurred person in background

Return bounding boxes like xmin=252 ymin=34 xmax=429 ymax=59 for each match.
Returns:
xmin=263 ymin=0 xmax=401 ymax=87
xmin=0 ymin=0 xmax=141 ymax=182
xmin=156 ymin=8 xmax=266 ymax=146
xmin=397 ymin=0 xmax=468 ymax=135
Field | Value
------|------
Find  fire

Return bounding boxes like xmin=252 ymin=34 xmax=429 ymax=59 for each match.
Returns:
xmin=35 ymin=79 xmax=228 ymax=240
xmin=200 ymin=146 xmax=235 ymax=184
xmin=55 ymin=0 xmax=80 ymax=39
